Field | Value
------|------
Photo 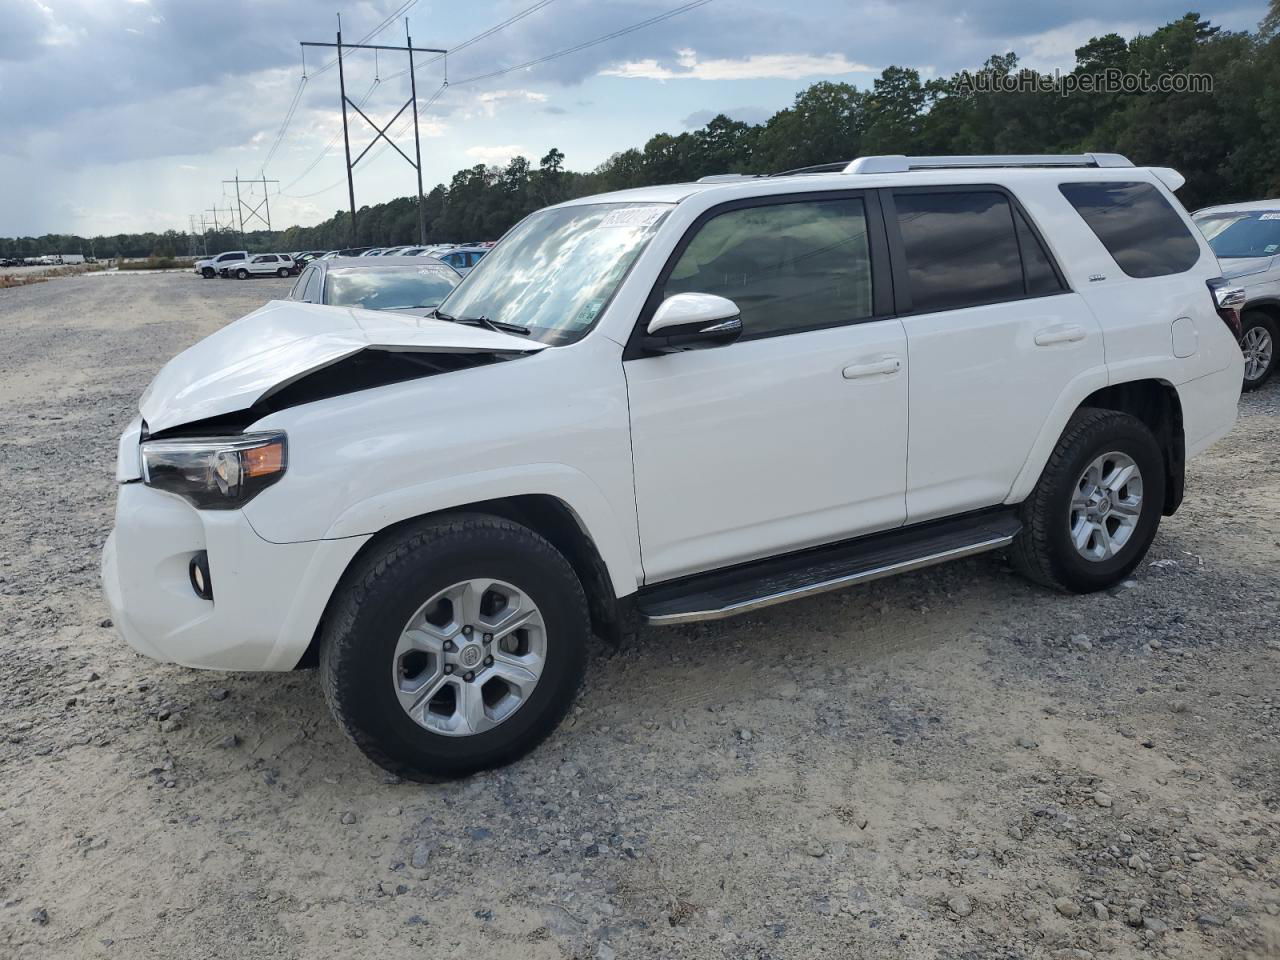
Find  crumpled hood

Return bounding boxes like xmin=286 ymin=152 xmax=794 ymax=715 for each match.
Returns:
xmin=1217 ymin=255 xmax=1276 ymax=281
xmin=139 ymin=299 xmax=545 ymax=432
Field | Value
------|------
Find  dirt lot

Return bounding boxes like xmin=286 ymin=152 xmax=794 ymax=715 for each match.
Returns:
xmin=1 ymin=272 xmax=1278 ymax=960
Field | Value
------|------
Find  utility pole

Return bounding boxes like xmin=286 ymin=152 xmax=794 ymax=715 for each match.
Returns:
xmin=187 ymin=215 xmax=202 ymax=257
xmin=302 ymin=16 xmax=444 ymax=246
xmin=223 ymin=172 xmax=280 ymax=233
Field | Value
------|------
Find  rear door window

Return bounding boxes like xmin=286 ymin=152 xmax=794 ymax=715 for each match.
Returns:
xmin=893 ymin=191 xmax=1025 ymax=313
xmin=1059 ymin=181 xmax=1200 ymax=278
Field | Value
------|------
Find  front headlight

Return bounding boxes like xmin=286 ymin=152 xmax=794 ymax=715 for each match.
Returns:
xmin=140 ymin=432 xmax=287 ymax=509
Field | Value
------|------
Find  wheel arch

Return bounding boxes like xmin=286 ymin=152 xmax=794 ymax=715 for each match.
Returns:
xmin=294 ymin=494 xmax=623 ymax=669
xmin=1010 ymin=377 xmax=1185 ymax=518
xmin=1077 ymin=380 xmax=1184 ymax=515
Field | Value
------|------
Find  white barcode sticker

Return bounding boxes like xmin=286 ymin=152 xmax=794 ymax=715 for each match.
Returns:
xmin=1259 ymin=212 xmax=1280 ymax=220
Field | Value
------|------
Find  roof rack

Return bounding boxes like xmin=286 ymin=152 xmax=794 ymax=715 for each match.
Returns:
xmin=695 ymin=174 xmax=763 ymax=183
xmin=843 ymin=153 xmax=1134 ymax=174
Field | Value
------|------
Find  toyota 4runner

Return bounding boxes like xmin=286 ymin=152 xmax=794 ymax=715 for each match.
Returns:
xmin=102 ymin=153 xmax=1244 ymax=779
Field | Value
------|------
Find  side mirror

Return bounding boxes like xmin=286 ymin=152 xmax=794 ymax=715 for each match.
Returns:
xmin=642 ymin=293 xmax=743 ymax=353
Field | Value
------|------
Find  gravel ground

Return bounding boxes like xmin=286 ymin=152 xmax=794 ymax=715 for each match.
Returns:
xmin=1 ymin=272 xmax=1278 ymax=960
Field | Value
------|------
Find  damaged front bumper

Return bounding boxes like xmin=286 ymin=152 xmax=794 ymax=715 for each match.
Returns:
xmin=101 ymin=481 xmax=369 ymax=671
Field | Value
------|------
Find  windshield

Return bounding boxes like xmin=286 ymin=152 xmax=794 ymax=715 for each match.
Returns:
xmin=323 ymin=264 xmax=460 ymax=310
xmin=1195 ymin=211 xmax=1280 ymax=258
xmin=435 ymin=202 xmax=672 ymax=344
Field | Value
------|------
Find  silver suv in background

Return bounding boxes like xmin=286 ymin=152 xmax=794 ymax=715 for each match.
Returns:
xmin=1193 ymin=201 xmax=1280 ymax=389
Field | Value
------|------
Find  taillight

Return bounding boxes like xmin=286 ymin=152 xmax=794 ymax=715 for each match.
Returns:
xmin=1207 ymin=278 xmax=1245 ymax=338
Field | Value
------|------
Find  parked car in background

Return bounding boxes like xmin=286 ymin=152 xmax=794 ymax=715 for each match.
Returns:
xmin=193 ymin=250 xmax=249 ymax=278
xmin=230 ymin=254 xmax=298 ymax=279
xmin=1193 ymin=200 xmax=1280 ymax=390
xmin=322 ymin=247 xmax=372 ymax=259
xmin=436 ymin=246 xmax=488 ymax=276
xmin=287 ymin=255 xmax=461 ymax=315
xmin=360 ymin=248 xmax=389 ymax=257
xmin=103 ymin=152 xmax=1243 ymax=780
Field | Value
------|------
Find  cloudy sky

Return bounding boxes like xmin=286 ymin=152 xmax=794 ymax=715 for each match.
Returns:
xmin=0 ymin=0 xmax=1267 ymax=237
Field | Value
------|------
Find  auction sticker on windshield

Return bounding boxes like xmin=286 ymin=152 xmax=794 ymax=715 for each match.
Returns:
xmin=600 ymin=206 xmax=667 ymax=228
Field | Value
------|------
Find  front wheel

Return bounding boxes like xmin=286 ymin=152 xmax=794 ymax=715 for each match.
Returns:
xmin=201 ymin=267 xmax=215 ymax=278
xmin=1010 ymin=408 xmax=1165 ymax=593
xmin=236 ymin=268 xmax=249 ymax=279
xmin=319 ymin=514 xmax=590 ymax=780
xmin=1240 ymin=311 xmax=1277 ymax=391
xmin=277 ymin=267 xmax=289 ymax=277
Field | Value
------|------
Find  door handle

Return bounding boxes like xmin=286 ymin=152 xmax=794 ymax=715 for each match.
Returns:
xmin=842 ymin=357 xmax=901 ymax=379
xmin=1034 ymin=325 xmax=1086 ymax=346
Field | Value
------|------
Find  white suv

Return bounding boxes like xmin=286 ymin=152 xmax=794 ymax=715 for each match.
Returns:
xmin=102 ymin=154 xmax=1243 ymax=780
xmin=229 ymin=253 xmax=296 ymax=279
xmin=193 ymin=250 xmax=248 ymax=279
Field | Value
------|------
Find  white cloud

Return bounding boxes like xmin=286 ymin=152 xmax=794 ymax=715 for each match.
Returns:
xmin=464 ymin=144 xmax=527 ymax=165
xmin=601 ymin=48 xmax=875 ymax=81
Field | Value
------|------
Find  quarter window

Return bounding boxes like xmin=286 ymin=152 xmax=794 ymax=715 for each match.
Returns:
xmin=1059 ymin=181 xmax=1200 ymax=278
xmin=893 ymin=191 xmax=1026 ymax=313
xmin=662 ymin=196 xmax=873 ymax=338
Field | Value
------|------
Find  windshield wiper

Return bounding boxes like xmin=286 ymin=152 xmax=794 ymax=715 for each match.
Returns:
xmin=434 ymin=310 xmax=530 ymax=336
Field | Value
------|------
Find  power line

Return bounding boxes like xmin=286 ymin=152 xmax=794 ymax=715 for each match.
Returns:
xmin=260 ymin=75 xmax=308 ymax=175
xmin=384 ymin=0 xmax=558 ymax=81
xmin=452 ymin=0 xmax=714 ymax=87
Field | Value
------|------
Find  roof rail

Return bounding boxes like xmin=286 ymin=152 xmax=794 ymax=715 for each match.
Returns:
xmin=769 ymin=161 xmax=849 ymax=177
xmin=695 ymin=173 xmax=763 ymax=183
xmin=843 ymin=153 xmax=1134 ymax=174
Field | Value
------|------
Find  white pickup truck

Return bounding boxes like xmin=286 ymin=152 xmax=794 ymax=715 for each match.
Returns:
xmin=104 ymin=153 xmax=1243 ymax=780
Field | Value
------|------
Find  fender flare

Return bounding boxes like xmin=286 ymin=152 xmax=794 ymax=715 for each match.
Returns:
xmin=317 ymin=462 xmax=642 ymax=599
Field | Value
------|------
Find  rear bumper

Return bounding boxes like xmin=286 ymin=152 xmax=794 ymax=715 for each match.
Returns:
xmin=101 ymin=482 xmax=369 ymax=671
xmin=1181 ymin=359 xmax=1243 ymax=459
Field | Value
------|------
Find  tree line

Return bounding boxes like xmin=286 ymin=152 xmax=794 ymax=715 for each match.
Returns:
xmin=3 ymin=11 xmax=1278 ymax=260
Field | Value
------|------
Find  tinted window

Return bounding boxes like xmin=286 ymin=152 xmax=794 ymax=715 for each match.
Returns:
xmin=1015 ymin=209 xmax=1065 ymax=296
xmin=289 ymin=269 xmax=310 ymax=299
xmin=1059 ymin=181 xmax=1200 ymax=278
xmin=662 ymin=196 xmax=873 ymax=338
xmin=304 ymin=268 xmax=323 ymax=301
xmin=895 ymin=191 xmax=1023 ymax=312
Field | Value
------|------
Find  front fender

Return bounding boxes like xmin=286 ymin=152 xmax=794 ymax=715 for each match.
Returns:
xmin=306 ymin=462 xmax=641 ymax=599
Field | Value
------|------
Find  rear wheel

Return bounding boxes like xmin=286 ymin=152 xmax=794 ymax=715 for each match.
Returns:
xmin=1240 ymin=310 xmax=1277 ymax=391
xmin=1010 ymin=408 xmax=1165 ymax=593
xmin=236 ymin=268 xmax=249 ymax=279
xmin=320 ymin=514 xmax=590 ymax=780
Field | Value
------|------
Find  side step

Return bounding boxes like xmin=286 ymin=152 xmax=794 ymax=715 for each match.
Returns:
xmin=636 ymin=509 xmax=1022 ymax=625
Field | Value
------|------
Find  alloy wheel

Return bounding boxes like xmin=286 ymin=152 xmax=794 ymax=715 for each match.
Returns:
xmin=1069 ymin=451 xmax=1144 ymax=562
xmin=1242 ymin=325 xmax=1274 ymax=383
xmin=391 ymin=578 xmax=546 ymax=737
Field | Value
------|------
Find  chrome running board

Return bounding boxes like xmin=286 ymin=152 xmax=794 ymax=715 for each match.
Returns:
xmin=636 ymin=509 xmax=1021 ymax=626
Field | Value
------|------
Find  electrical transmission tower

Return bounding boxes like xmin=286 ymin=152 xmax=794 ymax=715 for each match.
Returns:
xmin=302 ymin=16 xmax=444 ymax=246
xmin=205 ymin=205 xmax=236 ymax=241
xmin=223 ymin=173 xmax=280 ymax=233
xmin=187 ymin=215 xmax=205 ymax=256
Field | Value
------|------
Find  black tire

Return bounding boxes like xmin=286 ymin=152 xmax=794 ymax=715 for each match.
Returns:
xmin=277 ymin=267 xmax=289 ymax=277
xmin=236 ymin=268 xmax=249 ymax=279
xmin=201 ymin=267 xmax=215 ymax=278
xmin=1240 ymin=310 xmax=1277 ymax=392
xmin=1010 ymin=408 xmax=1166 ymax=593
xmin=319 ymin=514 xmax=590 ymax=780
